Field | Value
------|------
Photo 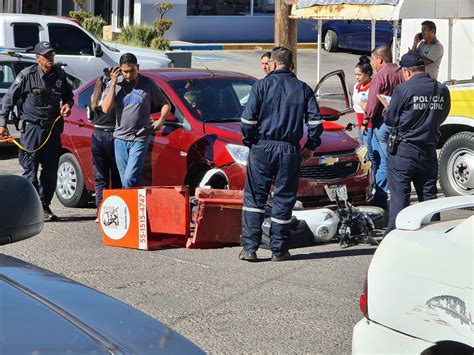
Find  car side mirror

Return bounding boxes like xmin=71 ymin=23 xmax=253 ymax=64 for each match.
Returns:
xmin=320 ymin=107 xmax=341 ymax=121
xmin=0 ymin=175 xmax=44 ymax=246
xmin=93 ymin=42 xmax=103 ymax=57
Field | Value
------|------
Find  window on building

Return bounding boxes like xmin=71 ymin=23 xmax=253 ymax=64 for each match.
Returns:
xmin=187 ymin=0 xmax=274 ymax=16
xmin=187 ymin=0 xmax=251 ymax=16
xmin=13 ymin=24 xmax=40 ymax=49
xmin=48 ymin=25 xmax=94 ymax=56
xmin=22 ymin=0 xmax=57 ymax=15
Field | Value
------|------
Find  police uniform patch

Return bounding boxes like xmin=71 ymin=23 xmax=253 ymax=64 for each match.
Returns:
xmin=56 ymin=79 xmax=62 ymax=88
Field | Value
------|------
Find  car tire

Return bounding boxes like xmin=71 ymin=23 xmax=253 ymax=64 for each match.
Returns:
xmin=324 ymin=30 xmax=338 ymax=52
xmin=56 ymin=153 xmax=91 ymax=207
xmin=439 ymin=131 xmax=474 ymax=197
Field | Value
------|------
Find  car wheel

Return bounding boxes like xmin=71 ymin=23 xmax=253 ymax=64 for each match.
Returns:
xmin=324 ymin=30 xmax=338 ymax=52
xmin=439 ymin=131 xmax=474 ymax=196
xmin=56 ymin=153 xmax=91 ymax=207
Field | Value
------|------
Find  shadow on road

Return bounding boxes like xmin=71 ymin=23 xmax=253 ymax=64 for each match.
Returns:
xmin=55 ymin=216 xmax=97 ymax=223
xmin=291 ymin=247 xmax=376 ymax=260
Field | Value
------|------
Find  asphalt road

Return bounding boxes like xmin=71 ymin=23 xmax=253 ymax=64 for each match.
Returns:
xmin=0 ymin=49 xmax=471 ymax=353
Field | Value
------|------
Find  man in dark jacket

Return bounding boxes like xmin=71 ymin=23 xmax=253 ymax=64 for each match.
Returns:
xmin=0 ymin=41 xmax=73 ymax=221
xmin=240 ymin=46 xmax=323 ymax=262
xmin=384 ymin=52 xmax=451 ymax=234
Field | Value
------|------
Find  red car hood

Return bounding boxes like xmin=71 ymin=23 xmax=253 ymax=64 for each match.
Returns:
xmin=203 ymin=121 xmax=358 ymax=153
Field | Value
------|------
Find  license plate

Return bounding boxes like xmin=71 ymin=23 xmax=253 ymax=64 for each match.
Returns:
xmin=324 ymin=184 xmax=348 ymax=202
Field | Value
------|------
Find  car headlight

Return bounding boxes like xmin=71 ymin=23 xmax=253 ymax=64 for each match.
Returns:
xmin=356 ymin=144 xmax=369 ymax=162
xmin=226 ymin=144 xmax=249 ymax=166
xmin=356 ymin=144 xmax=372 ymax=173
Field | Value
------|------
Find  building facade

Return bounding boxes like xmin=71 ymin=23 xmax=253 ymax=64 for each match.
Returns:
xmin=0 ymin=0 xmax=316 ymax=42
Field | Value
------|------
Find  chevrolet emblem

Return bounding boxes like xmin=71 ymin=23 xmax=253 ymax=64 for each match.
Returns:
xmin=320 ymin=156 xmax=339 ymax=166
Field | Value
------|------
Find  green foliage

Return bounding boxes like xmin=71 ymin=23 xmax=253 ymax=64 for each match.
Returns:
xmin=151 ymin=37 xmax=170 ymax=51
xmin=119 ymin=24 xmax=159 ymax=48
xmin=152 ymin=2 xmax=173 ymax=50
xmin=116 ymin=3 xmax=174 ymax=51
xmin=83 ymin=16 xmax=106 ymax=38
xmin=69 ymin=10 xmax=91 ymax=23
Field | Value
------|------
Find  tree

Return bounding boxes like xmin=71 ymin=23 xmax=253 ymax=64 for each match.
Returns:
xmin=151 ymin=2 xmax=173 ymax=50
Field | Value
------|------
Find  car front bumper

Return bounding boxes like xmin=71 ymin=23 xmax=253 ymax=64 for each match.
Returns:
xmin=352 ymin=318 xmax=435 ymax=354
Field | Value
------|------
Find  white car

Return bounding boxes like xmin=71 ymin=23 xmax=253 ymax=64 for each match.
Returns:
xmin=352 ymin=196 xmax=473 ymax=354
xmin=0 ymin=14 xmax=171 ymax=82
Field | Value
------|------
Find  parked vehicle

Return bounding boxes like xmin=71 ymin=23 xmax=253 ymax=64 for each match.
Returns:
xmin=57 ymin=68 xmax=372 ymax=208
xmin=0 ymin=51 xmax=83 ymax=143
xmin=438 ymin=80 xmax=474 ymax=197
xmin=0 ymin=174 xmax=203 ymax=353
xmin=322 ymin=20 xmax=395 ymax=52
xmin=352 ymin=196 xmax=473 ymax=354
xmin=0 ymin=14 xmax=171 ymax=82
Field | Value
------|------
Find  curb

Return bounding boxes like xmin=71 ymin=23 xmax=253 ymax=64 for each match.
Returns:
xmin=169 ymin=43 xmax=318 ymax=51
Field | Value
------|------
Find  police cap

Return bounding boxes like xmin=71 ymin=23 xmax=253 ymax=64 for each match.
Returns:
xmin=35 ymin=41 xmax=55 ymax=56
xmin=398 ymin=52 xmax=424 ymax=70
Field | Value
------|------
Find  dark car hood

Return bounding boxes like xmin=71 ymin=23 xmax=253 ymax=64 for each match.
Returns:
xmin=0 ymin=254 xmax=203 ymax=354
xmin=203 ymin=121 xmax=358 ymax=152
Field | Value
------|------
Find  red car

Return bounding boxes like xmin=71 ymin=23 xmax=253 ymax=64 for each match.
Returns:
xmin=57 ymin=69 xmax=372 ymax=208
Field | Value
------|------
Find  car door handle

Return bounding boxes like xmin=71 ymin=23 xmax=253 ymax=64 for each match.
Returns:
xmin=75 ymin=119 xmax=86 ymax=127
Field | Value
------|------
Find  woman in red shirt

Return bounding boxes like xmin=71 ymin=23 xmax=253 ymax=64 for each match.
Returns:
xmin=352 ymin=56 xmax=374 ymax=163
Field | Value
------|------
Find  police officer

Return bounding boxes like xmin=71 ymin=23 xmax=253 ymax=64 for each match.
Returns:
xmin=384 ymin=52 xmax=450 ymax=234
xmin=240 ymin=46 xmax=323 ymax=262
xmin=0 ymin=41 xmax=74 ymax=221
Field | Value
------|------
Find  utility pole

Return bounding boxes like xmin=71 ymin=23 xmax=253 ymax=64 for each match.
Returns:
xmin=274 ymin=0 xmax=298 ymax=73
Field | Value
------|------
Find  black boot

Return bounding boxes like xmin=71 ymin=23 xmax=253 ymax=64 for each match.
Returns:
xmin=43 ymin=205 xmax=58 ymax=222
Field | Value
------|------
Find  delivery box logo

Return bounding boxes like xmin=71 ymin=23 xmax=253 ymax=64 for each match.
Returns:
xmin=100 ymin=195 xmax=130 ymax=240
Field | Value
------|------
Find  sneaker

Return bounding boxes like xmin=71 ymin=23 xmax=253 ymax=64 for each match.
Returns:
xmin=43 ymin=206 xmax=58 ymax=222
xmin=238 ymin=248 xmax=258 ymax=262
xmin=271 ymin=251 xmax=290 ymax=262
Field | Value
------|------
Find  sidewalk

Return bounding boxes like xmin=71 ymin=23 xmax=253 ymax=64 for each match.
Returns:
xmin=169 ymin=41 xmax=318 ymax=51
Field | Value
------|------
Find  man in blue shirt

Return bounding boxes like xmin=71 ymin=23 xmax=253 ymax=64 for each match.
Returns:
xmin=240 ymin=46 xmax=323 ymax=262
xmin=384 ymin=52 xmax=450 ymax=234
xmin=0 ymin=41 xmax=73 ymax=221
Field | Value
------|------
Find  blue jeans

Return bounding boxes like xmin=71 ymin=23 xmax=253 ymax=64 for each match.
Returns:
xmin=357 ymin=127 xmax=374 ymax=165
xmin=114 ymin=138 xmax=150 ymax=188
xmin=370 ymin=122 xmax=391 ymax=208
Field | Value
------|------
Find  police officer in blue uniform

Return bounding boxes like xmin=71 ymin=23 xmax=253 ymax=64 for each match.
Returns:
xmin=384 ymin=52 xmax=450 ymax=234
xmin=0 ymin=41 xmax=74 ymax=221
xmin=240 ymin=46 xmax=323 ymax=262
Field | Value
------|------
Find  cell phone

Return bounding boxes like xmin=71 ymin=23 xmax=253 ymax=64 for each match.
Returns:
xmin=417 ymin=33 xmax=423 ymax=40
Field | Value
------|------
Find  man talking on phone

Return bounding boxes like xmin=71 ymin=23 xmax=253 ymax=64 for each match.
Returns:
xmin=411 ymin=20 xmax=444 ymax=80
xmin=101 ymin=53 xmax=170 ymax=187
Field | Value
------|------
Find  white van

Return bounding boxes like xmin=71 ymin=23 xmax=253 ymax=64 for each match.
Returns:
xmin=0 ymin=14 xmax=171 ymax=82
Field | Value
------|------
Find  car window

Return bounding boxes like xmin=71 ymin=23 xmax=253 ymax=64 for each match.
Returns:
xmin=13 ymin=24 xmax=40 ymax=49
xmin=48 ymin=25 xmax=94 ymax=56
xmin=66 ymin=74 xmax=83 ymax=91
xmin=0 ymin=63 xmax=17 ymax=89
xmin=77 ymin=84 xmax=95 ymax=110
xmin=169 ymin=78 xmax=255 ymax=123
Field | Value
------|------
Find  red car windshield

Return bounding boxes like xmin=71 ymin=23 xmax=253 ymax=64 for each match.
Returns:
xmin=169 ymin=78 xmax=255 ymax=123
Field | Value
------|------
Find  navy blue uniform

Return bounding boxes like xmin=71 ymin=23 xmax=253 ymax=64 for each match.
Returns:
xmin=241 ymin=69 xmax=323 ymax=256
xmin=0 ymin=64 xmax=74 ymax=207
xmin=384 ymin=73 xmax=450 ymax=233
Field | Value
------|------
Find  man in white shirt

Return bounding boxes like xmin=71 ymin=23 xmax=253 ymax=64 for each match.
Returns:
xmin=411 ymin=20 xmax=444 ymax=80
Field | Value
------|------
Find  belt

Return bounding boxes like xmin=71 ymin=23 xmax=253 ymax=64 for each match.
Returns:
xmin=25 ymin=120 xmax=54 ymax=127
xmin=94 ymin=125 xmax=115 ymax=132
xmin=402 ymin=140 xmax=436 ymax=148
